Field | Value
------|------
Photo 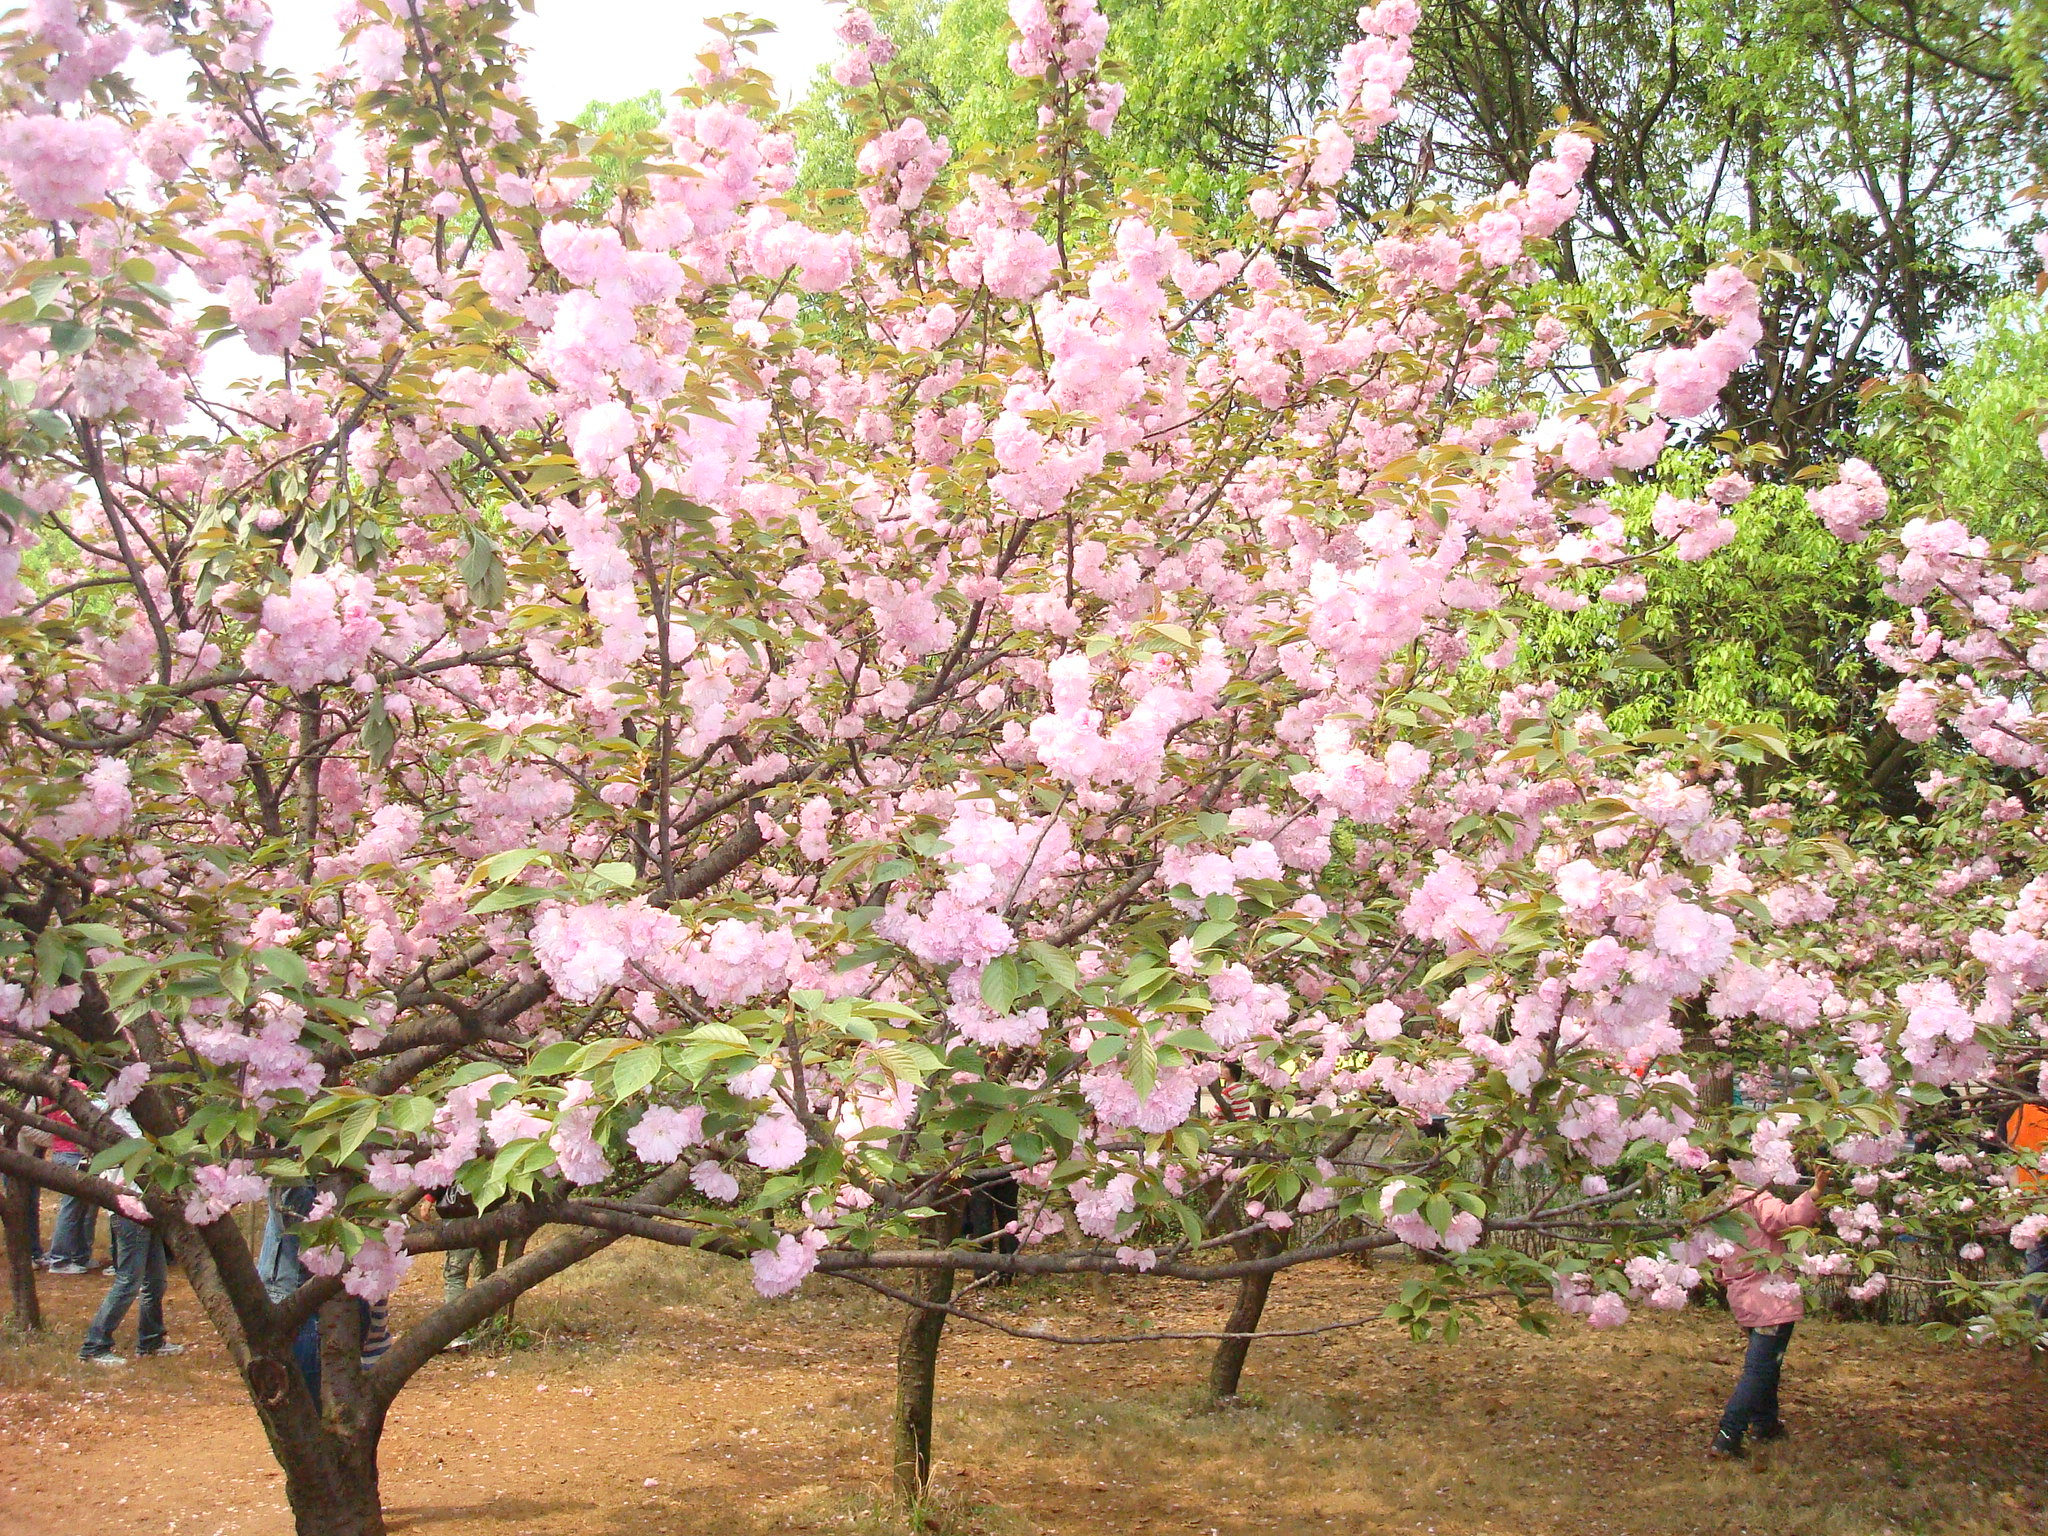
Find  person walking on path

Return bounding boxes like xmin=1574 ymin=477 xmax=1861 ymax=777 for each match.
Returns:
xmin=1708 ymin=1165 xmax=1826 ymax=1459
xmin=77 ymin=1098 xmax=180 ymax=1366
xmin=41 ymin=1084 xmax=100 ymax=1275
xmin=78 ymin=1211 xmax=179 ymax=1365
xmin=258 ymin=1182 xmax=393 ymax=1393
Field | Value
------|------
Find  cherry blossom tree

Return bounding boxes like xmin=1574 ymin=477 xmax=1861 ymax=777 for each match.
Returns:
xmin=1769 ymin=406 xmax=2048 ymax=1334
xmin=3 ymin=1 xmax=2040 ymax=1532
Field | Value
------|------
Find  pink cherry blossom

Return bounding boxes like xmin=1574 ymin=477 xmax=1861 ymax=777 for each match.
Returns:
xmin=0 ymin=113 xmax=129 ymax=220
xmin=744 ymin=1109 xmax=807 ymax=1171
xmin=628 ymin=1105 xmax=707 ymax=1163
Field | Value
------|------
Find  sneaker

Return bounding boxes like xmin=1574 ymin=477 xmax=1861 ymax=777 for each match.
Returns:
xmin=46 ymin=1262 xmax=90 ymax=1276
xmin=1706 ymin=1435 xmax=1745 ymax=1460
xmin=138 ymin=1343 xmax=184 ymax=1358
xmin=1752 ymin=1422 xmax=1787 ymax=1442
xmin=80 ymin=1353 xmax=127 ymax=1368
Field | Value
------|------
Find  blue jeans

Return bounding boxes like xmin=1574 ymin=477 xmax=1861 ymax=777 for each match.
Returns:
xmin=293 ymin=1312 xmax=322 ymax=1400
xmin=48 ymin=1151 xmax=97 ymax=1267
xmin=1717 ymin=1323 xmax=1793 ymax=1446
xmin=80 ymin=1216 xmax=167 ymax=1358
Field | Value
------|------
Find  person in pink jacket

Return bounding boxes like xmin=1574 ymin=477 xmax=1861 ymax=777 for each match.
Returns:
xmin=1707 ymin=1166 xmax=1826 ymax=1459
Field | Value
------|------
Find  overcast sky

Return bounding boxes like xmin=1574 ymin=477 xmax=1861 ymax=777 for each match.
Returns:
xmin=227 ymin=0 xmax=843 ymax=119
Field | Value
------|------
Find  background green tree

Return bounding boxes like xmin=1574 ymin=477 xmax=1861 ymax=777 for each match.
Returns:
xmin=795 ymin=0 xmax=2044 ymax=461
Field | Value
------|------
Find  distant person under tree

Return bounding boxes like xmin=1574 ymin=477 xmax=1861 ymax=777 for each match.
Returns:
xmin=1708 ymin=1165 xmax=1826 ymax=1459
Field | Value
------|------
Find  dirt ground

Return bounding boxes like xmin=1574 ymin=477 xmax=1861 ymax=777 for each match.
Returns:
xmin=3 ymin=1237 xmax=2046 ymax=1536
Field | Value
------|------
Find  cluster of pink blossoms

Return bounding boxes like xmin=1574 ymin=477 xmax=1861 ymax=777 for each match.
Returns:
xmin=1631 ymin=265 xmax=1765 ymax=418
xmin=1004 ymin=0 xmax=1124 ymax=134
xmin=0 ymin=112 xmax=128 ymax=220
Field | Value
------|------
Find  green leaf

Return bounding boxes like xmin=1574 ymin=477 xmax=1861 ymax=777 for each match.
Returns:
xmin=650 ymin=489 xmax=719 ymax=527
xmin=87 ymin=1137 xmax=148 ymax=1177
xmin=478 ymin=848 xmax=546 ymax=883
xmin=610 ymin=1045 xmax=662 ymax=1100
xmin=470 ymin=884 xmax=553 ymax=914
xmin=332 ymin=1099 xmax=381 ymax=1161
xmin=527 ymin=1041 xmax=583 ymax=1077
xmin=571 ymin=1038 xmax=637 ymax=1072
xmin=1127 ymin=1029 xmax=1158 ymax=1105
xmin=1036 ymin=1106 xmax=1080 ymax=1145
xmin=685 ymin=1022 xmax=751 ymax=1048
xmin=361 ymin=691 xmax=396 ymax=772
xmin=459 ymin=525 xmax=508 ymax=609
xmin=867 ymin=1041 xmax=934 ymax=1084
xmin=385 ymin=1095 xmax=438 ymax=1135
xmin=1023 ymin=940 xmax=1080 ymax=996
xmin=102 ymin=959 xmax=158 ymax=1007
xmin=34 ymin=928 xmax=74 ymax=989
xmin=257 ymin=946 xmax=309 ymax=991
xmin=46 ymin=319 xmax=95 ymax=356
xmin=979 ymin=953 xmax=1024 ymax=1014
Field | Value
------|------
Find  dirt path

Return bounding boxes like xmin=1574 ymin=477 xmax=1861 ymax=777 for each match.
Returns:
xmin=4 ymin=1241 xmax=2045 ymax=1536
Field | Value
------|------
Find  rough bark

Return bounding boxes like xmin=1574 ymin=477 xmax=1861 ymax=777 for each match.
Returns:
xmin=892 ymin=1260 xmax=955 ymax=1505
xmin=269 ymin=1432 xmax=386 ymax=1536
xmin=1699 ymin=1062 xmax=1736 ymax=1111
xmin=1679 ymin=998 xmax=1735 ymax=1111
xmin=0 ymin=1141 xmax=41 ymax=1331
xmin=1208 ymin=1231 xmax=1283 ymax=1403
xmin=495 ymin=1230 xmax=528 ymax=1330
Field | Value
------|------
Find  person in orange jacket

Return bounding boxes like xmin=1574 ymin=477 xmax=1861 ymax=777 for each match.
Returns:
xmin=2003 ymin=1102 xmax=2048 ymax=1312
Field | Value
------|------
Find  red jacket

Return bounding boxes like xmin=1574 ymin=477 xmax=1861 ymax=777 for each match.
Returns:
xmin=38 ymin=1083 xmax=86 ymax=1157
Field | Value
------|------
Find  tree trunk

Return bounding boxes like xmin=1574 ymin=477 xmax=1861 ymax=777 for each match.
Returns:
xmin=1699 ymin=1062 xmax=1735 ymax=1112
xmin=892 ymin=1262 xmax=954 ymax=1506
xmin=244 ymin=1308 xmax=388 ymax=1536
xmin=0 ymin=1159 xmax=41 ymax=1332
xmin=274 ymin=1435 xmax=385 ymax=1536
xmin=164 ymin=1218 xmax=389 ymax=1536
xmin=1208 ymin=1231 xmax=1281 ymax=1403
xmin=1679 ymin=999 xmax=1733 ymax=1111
xmin=495 ymin=1231 xmax=527 ymax=1330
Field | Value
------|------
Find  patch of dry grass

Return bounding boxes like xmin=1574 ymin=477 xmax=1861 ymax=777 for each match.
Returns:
xmin=0 ymin=1322 xmax=92 ymax=1392
xmin=912 ymin=1292 xmax=2048 ymax=1536
xmin=7 ymin=1246 xmax=2046 ymax=1536
xmin=767 ymin=1486 xmax=1035 ymax=1536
